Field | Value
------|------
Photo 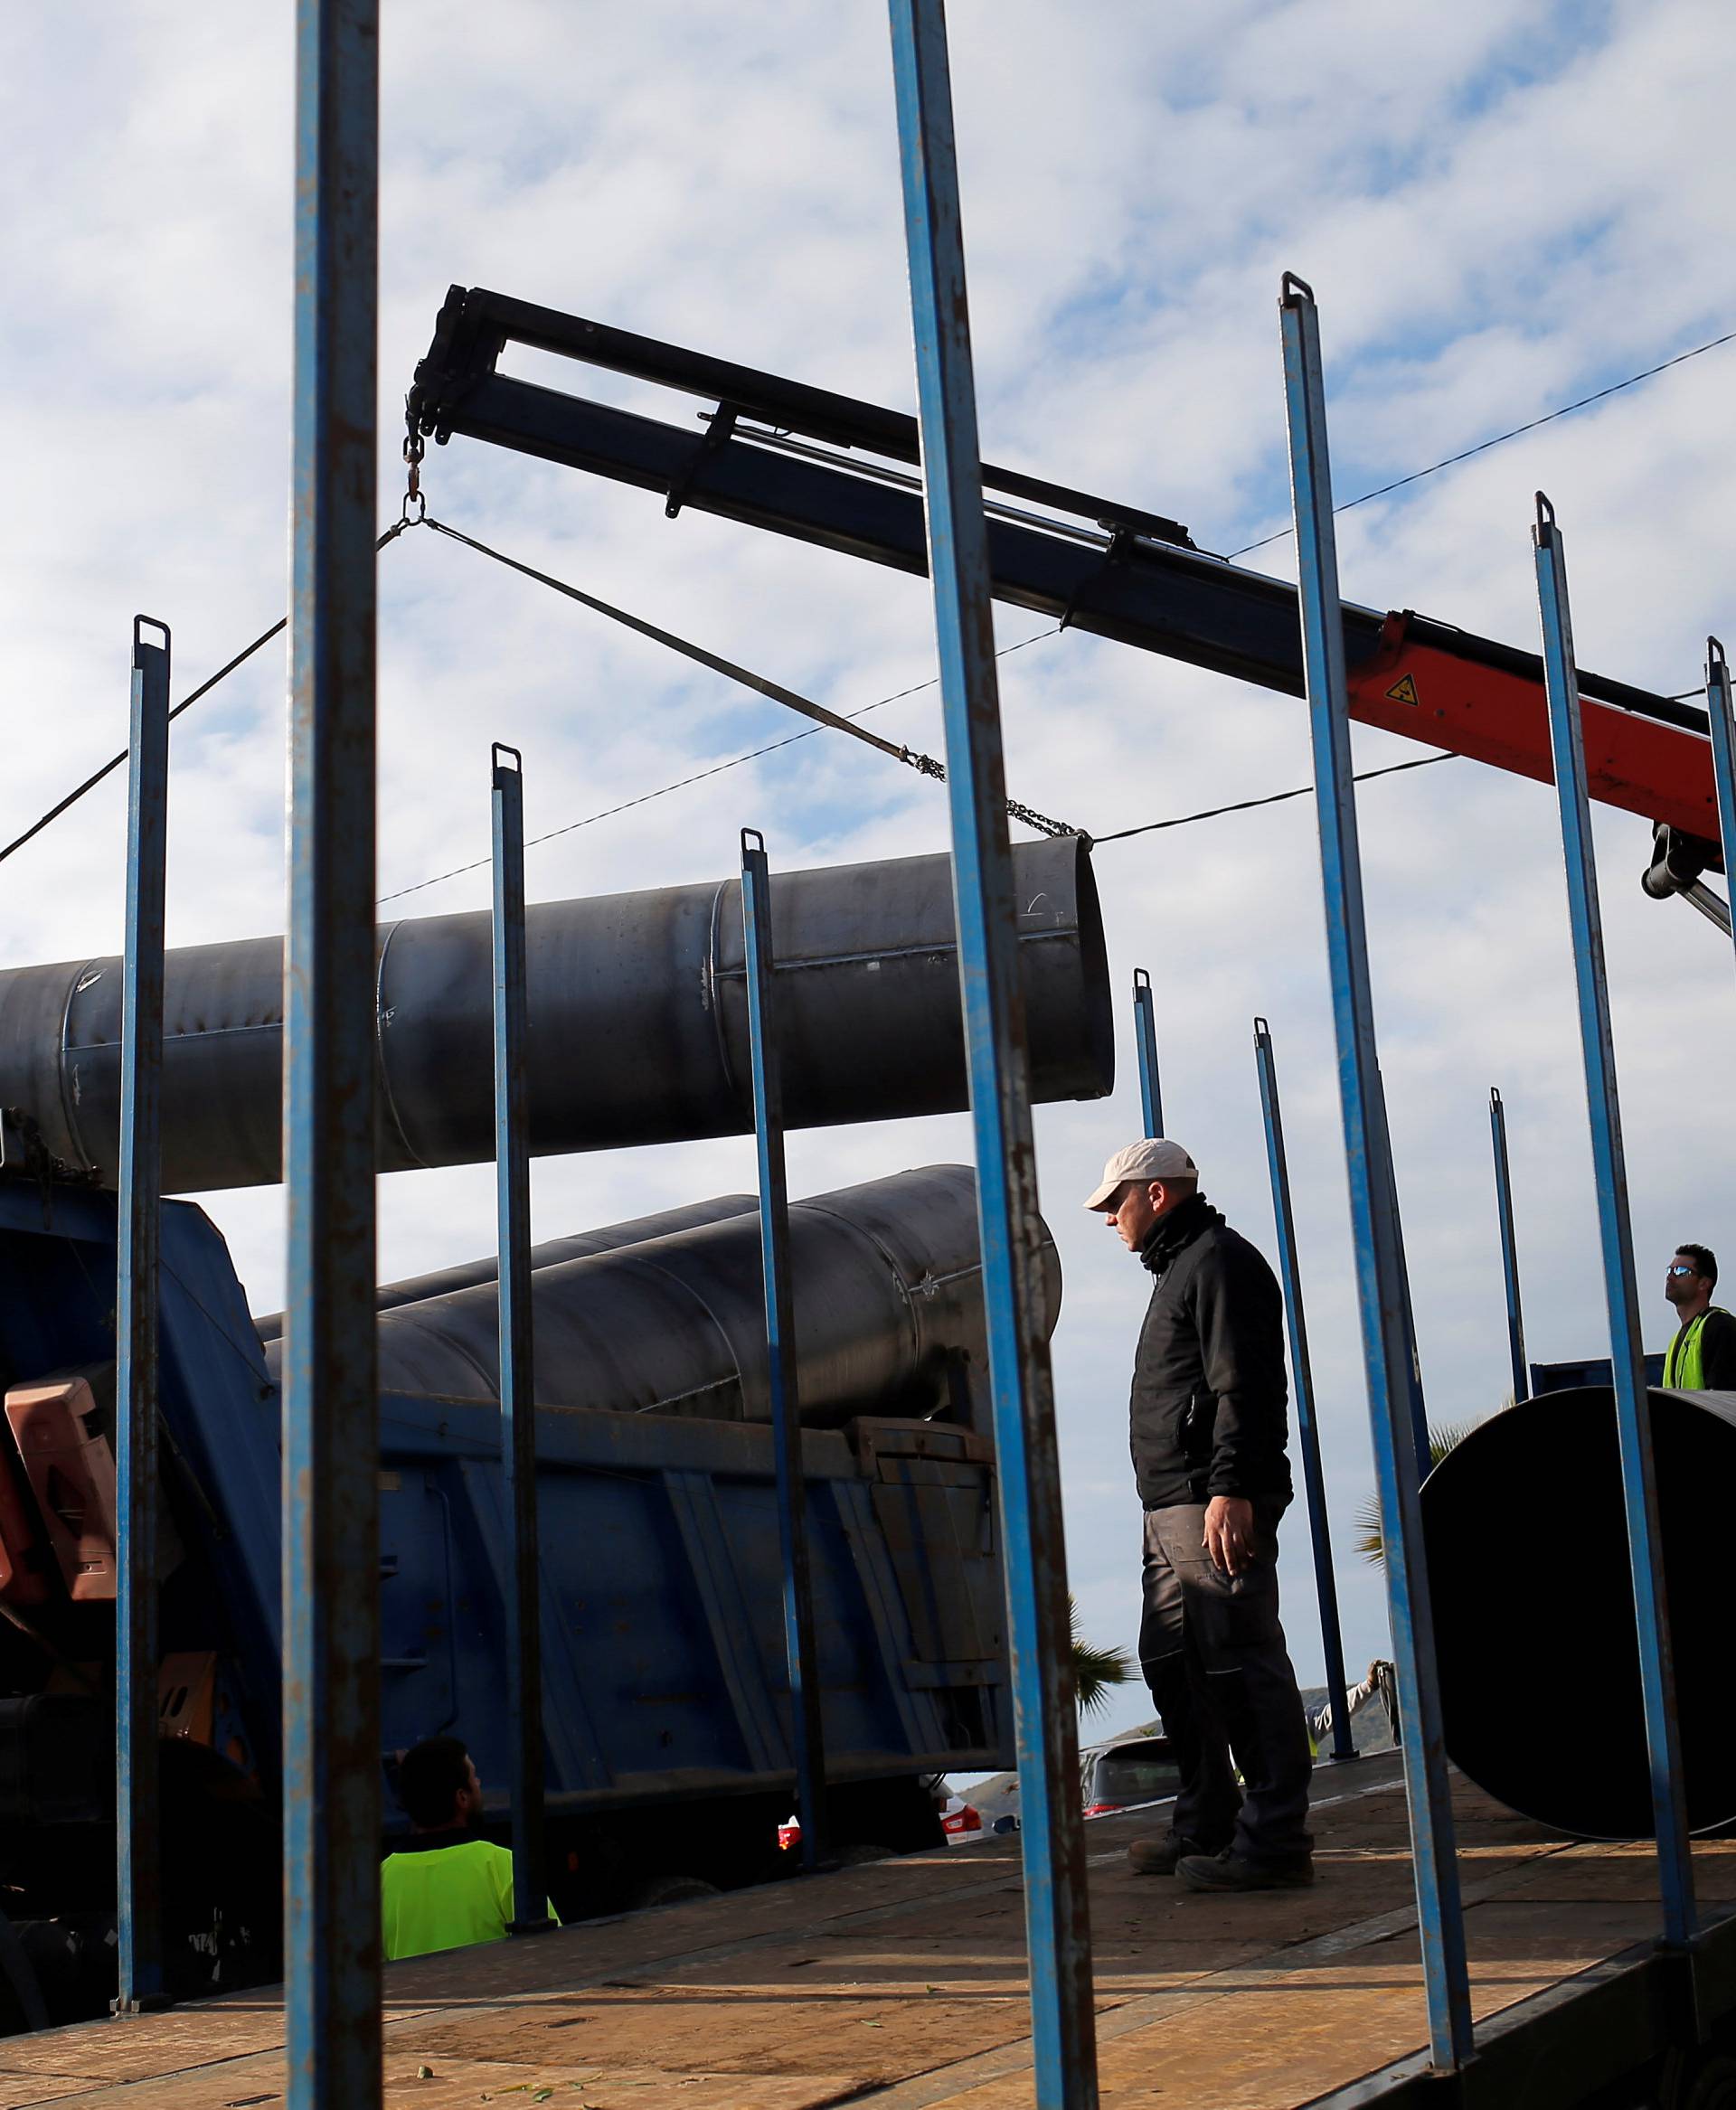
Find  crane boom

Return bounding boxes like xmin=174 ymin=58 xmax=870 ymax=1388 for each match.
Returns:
xmin=409 ymin=285 xmax=1718 ymax=848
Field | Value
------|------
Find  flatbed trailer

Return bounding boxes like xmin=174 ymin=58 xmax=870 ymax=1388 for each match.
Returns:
xmin=8 ymin=1755 xmax=1734 ymax=2109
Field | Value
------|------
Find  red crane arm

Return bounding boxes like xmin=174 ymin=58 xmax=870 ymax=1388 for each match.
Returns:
xmin=1346 ymin=615 xmax=1714 ymax=841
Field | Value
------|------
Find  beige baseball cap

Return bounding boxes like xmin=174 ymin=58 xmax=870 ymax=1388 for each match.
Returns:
xmin=1084 ymin=1138 xmax=1199 ymax=1211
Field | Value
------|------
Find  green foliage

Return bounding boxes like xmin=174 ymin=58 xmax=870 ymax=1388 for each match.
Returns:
xmin=1070 ymin=1596 xmax=1133 ymax=1715
xmin=1354 ymin=1418 xmax=1486 ymax=1565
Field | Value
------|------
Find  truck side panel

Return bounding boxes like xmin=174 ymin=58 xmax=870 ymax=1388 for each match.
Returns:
xmin=373 ymin=1397 xmax=1009 ymax=1814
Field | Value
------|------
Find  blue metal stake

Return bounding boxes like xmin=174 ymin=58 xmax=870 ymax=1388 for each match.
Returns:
xmin=1374 ymin=1095 xmax=1434 ymax=1485
xmin=1705 ymin=639 xmax=1736 ymax=984
xmin=1131 ymin=968 xmax=1164 ymax=1135
xmin=886 ymin=7 xmax=1097 ymax=2100
xmin=1489 ymin=1088 xmax=1528 ymax=1405
xmin=117 ymin=616 xmax=171 ymax=2015
xmin=494 ymin=746 xmax=552 ymax=1936
xmin=741 ymin=830 xmax=829 ymax=1874
xmin=1279 ymin=272 xmax=1473 ymax=2070
xmin=1253 ymin=1017 xmax=1354 ymax=1763
xmin=284 ymin=2 xmax=382 ymax=2100
xmin=1533 ymin=494 xmax=1694 ymax=1948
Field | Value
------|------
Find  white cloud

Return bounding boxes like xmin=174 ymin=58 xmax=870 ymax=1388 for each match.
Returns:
xmin=4 ymin=0 xmax=1734 ymax=1735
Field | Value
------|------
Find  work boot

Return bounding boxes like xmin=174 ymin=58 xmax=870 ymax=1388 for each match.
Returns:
xmin=1126 ymin=1830 xmax=1218 ymax=1876
xmin=1176 ymin=1848 xmax=1315 ymax=1892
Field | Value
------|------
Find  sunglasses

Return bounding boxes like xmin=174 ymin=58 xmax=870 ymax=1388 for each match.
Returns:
xmin=1668 ymin=1263 xmax=1696 ymax=1276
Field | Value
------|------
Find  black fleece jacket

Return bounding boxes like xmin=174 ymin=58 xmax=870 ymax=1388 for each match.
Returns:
xmin=1128 ymin=1192 xmax=1292 ymax=1511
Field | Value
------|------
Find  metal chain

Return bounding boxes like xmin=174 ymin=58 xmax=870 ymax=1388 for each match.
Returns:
xmin=402 ymin=394 xmax=426 ymax=504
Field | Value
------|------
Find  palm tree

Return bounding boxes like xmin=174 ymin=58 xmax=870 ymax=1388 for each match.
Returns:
xmin=1069 ymin=1597 xmax=1133 ymax=1715
xmin=1354 ymin=1418 xmax=1482 ymax=1564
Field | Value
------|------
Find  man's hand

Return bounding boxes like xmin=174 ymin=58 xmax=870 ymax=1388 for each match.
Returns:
xmin=1203 ymin=1495 xmax=1257 ymax=1577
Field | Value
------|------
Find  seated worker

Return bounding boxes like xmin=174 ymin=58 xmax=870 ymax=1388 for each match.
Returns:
xmin=381 ymin=1736 xmax=556 ymax=1962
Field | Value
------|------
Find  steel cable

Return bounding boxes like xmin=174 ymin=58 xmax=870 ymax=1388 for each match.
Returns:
xmin=7 ymin=321 xmax=1725 ymax=890
xmin=1091 ymin=750 xmax=1458 ymax=843
xmin=0 ymin=519 xmax=412 ymax=872
xmin=1228 ymin=325 xmax=1736 ymax=560
xmin=417 ymin=514 xmax=1080 ymax=837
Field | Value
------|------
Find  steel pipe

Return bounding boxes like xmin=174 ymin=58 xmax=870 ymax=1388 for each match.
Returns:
xmin=1421 ymin=1385 xmax=1736 ymax=1841
xmin=492 ymin=743 xmax=552 ymax=1937
xmin=1280 ymin=270 xmax=1471 ymax=2068
xmin=1533 ymin=493 xmax=1694 ymax=1936
xmin=1706 ymin=639 xmax=1736 ymax=985
xmin=288 ymin=1165 xmax=1055 ymax=1424
xmin=1489 ymin=1088 xmax=1528 ymax=1405
xmin=117 ymin=616 xmax=171 ymax=2011
xmin=282 ymin=0 xmax=382 ymax=2096
xmin=374 ymin=1200 xmax=755 ymax=1308
xmin=256 ymin=1197 xmax=759 ymax=1342
xmin=741 ymin=829 xmax=828 ymax=1869
xmin=1131 ymin=968 xmax=1163 ymax=1138
xmin=1253 ymin=1016 xmax=1353 ymax=1764
xmin=888 ymin=8 xmax=1096 ymax=2096
xmin=0 ymin=836 xmax=1109 ymax=1195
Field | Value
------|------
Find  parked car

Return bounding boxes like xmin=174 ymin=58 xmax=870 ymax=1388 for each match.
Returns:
xmin=1079 ymin=1734 xmax=1181 ymax=1817
xmin=939 ymin=1793 xmax=984 ymax=1844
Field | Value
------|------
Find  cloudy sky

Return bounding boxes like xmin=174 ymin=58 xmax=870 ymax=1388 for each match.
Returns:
xmin=5 ymin=0 xmax=1734 ymax=1743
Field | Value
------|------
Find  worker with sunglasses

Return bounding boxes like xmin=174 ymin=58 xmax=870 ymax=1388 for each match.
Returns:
xmin=1663 ymin=1245 xmax=1736 ymax=1389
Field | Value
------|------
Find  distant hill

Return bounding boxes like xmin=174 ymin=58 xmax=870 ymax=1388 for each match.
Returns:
xmin=953 ymin=1680 xmax=1399 ymax=1825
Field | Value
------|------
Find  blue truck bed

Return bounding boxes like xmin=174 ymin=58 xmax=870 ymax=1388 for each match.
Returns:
xmin=0 ymin=1175 xmax=1011 ymax=2019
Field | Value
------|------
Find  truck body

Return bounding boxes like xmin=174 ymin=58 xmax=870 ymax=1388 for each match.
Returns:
xmin=0 ymin=1177 xmax=1010 ymax=2025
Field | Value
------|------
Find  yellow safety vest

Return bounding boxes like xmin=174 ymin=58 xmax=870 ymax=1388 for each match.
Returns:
xmin=380 ymin=1837 xmax=558 ymax=1962
xmin=1663 ymin=1308 xmax=1731 ymax=1390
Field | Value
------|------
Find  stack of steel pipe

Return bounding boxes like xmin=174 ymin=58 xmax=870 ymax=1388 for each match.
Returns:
xmin=0 ymin=835 xmax=1110 ymax=1193
xmin=267 ymin=1164 xmax=1052 ymax=1427
xmin=254 ymin=1195 xmax=758 ymax=1342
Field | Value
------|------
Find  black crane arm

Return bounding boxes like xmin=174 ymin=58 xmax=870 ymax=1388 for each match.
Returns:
xmin=408 ymin=285 xmax=1718 ymax=850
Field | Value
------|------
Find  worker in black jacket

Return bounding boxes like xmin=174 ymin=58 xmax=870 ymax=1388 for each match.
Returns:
xmin=1086 ymin=1137 xmax=1315 ymax=1891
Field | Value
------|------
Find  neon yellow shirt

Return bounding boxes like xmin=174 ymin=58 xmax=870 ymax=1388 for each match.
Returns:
xmin=380 ymin=1837 xmax=557 ymax=1962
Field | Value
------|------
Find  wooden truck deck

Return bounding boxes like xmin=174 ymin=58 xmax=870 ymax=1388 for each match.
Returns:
xmin=5 ymin=1755 xmax=1733 ymax=2108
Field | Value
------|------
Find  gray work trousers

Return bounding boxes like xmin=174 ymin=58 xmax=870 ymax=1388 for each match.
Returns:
xmin=1137 ymin=1502 xmax=1315 ymax=1863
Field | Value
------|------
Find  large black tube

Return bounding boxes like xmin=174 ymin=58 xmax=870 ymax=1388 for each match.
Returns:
xmin=0 ymin=836 xmax=1110 ymax=1194
xmin=1421 ymin=1384 xmax=1736 ymax=1838
xmin=288 ymin=1164 xmax=1055 ymax=1426
xmin=252 ymin=1194 xmax=758 ymax=1344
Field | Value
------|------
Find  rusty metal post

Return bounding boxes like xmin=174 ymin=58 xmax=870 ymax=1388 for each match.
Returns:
xmin=493 ymin=745 xmax=552 ymax=1936
xmin=741 ymin=828 xmax=830 ymax=1871
xmin=282 ymin=0 xmax=382 ymax=2100
xmin=116 ymin=617 xmax=171 ymax=2013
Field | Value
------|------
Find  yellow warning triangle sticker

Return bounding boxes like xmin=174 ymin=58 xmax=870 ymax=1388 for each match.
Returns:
xmin=1384 ymin=673 xmax=1420 ymax=707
